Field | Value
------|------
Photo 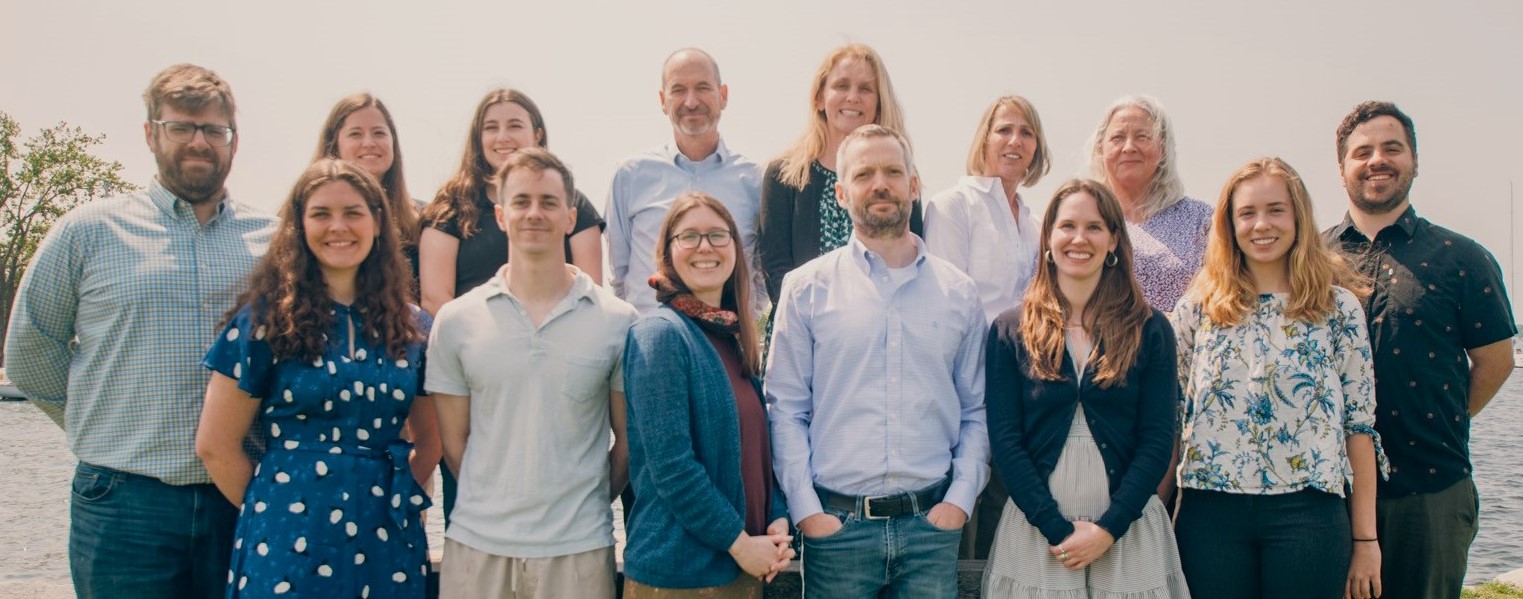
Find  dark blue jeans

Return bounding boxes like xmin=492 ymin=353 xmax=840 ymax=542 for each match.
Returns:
xmin=800 ymin=493 xmax=962 ymax=598
xmin=1175 ymin=488 xmax=1351 ymax=599
xmin=69 ymin=462 xmax=238 ymax=599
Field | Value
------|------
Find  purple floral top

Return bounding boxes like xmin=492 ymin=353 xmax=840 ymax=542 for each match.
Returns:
xmin=1128 ymin=197 xmax=1213 ymax=311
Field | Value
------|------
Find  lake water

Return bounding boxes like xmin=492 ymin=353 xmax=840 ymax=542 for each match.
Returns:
xmin=0 ymin=381 xmax=1519 ymax=591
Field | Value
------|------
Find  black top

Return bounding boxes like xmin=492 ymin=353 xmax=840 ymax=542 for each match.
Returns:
xmin=757 ymin=158 xmax=924 ymax=305
xmin=985 ymin=308 xmax=1178 ymax=546
xmin=1324 ymin=205 xmax=1515 ymax=496
xmin=422 ymin=188 xmax=604 ymax=296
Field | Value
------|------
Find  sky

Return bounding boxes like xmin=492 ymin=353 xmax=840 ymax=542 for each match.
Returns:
xmin=4 ymin=0 xmax=1522 ymax=306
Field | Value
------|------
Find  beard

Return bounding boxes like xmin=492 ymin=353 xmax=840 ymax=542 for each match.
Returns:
xmin=849 ymin=188 xmax=911 ymax=239
xmin=1346 ymin=166 xmax=1414 ymax=215
xmin=672 ymin=107 xmax=717 ymax=138
xmin=155 ymin=143 xmax=230 ymax=204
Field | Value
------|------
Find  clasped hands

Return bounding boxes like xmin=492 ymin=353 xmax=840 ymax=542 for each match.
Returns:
xmin=729 ymin=517 xmax=795 ymax=582
xmin=1050 ymin=520 xmax=1114 ymax=570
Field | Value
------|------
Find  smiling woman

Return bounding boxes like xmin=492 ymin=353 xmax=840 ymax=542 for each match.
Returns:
xmin=195 ymin=158 xmax=438 ymax=598
xmin=313 ymin=93 xmax=421 ymax=279
xmin=757 ymin=43 xmax=922 ymax=308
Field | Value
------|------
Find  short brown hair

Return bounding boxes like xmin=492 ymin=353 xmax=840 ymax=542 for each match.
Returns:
xmin=492 ymin=147 xmax=575 ymax=205
xmin=1335 ymin=101 xmax=1416 ymax=164
xmin=142 ymin=63 xmax=236 ymax=125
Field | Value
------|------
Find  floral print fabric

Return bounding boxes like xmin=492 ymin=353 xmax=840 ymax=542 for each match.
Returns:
xmin=1171 ymin=289 xmax=1387 ymax=496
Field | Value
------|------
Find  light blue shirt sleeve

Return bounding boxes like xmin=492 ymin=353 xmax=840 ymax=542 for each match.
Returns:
xmin=765 ymin=270 xmax=823 ymax=521
xmin=605 ymin=166 xmax=632 ymax=302
xmin=4 ymin=213 xmax=83 ymax=426
xmin=944 ymin=296 xmax=990 ymax=515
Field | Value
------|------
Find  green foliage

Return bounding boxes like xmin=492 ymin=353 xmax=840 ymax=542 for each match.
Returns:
xmin=1466 ymin=581 xmax=1523 ymax=599
xmin=0 ymin=112 xmax=137 ymax=358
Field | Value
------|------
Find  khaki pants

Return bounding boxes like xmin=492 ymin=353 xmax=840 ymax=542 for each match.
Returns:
xmin=624 ymin=573 xmax=762 ymax=598
xmin=439 ymin=538 xmax=615 ymax=599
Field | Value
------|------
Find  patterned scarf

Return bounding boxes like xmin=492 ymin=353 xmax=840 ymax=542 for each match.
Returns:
xmin=648 ymin=273 xmax=739 ymax=337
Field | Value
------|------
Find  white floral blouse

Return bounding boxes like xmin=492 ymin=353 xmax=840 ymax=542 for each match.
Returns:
xmin=1171 ymin=288 xmax=1388 ymax=496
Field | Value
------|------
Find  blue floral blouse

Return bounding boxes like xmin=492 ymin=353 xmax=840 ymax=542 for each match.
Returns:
xmin=1171 ymin=288 xmax=1388 ymax=496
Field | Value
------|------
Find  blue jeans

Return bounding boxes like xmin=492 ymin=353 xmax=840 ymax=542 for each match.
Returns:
xmin=1175 ymin=488 xmax=1351 ymax=599
xmin=800 ymin=496 xmax=962 ymax=598
xmin=70 ymin=462 xmax=238 ymax=599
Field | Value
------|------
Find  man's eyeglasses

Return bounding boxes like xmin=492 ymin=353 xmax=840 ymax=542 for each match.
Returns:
xmin=152 ymin=120 xmax=236 ymax=147
xmin=670 ymin=230 xmax=733 ymax=249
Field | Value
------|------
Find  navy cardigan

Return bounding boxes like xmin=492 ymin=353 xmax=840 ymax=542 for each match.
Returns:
xmin=985 ymin=308 xmax=1178 ymax=546
xmin=622 ymin=307 xmax=788 ymax=589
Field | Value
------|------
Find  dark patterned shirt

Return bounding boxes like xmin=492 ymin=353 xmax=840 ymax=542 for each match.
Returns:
xmin=1324 ymin=205 xmax=1515 ymax=496
xmin=814 ymin=161 xmax=851 ymax=254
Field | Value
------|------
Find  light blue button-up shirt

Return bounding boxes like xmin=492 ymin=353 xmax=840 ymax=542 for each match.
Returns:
xmin=4 ymin=180 xmax=274 ymax=485
xmin=604 ymin=139 xmax=764 ymax=314
xmin=766 ymin=235 xmax=990 ymax=521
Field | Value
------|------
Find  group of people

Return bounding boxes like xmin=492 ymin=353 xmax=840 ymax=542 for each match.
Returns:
xmin=3 ymin=41 xmax=1512 ymax=599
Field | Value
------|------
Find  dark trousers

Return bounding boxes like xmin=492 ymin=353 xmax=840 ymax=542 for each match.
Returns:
xmin=1176 ymin=488 xmax=1351 ymax=599
xmin=69 ymin=462 xmax=238 ymax=599
xmin=1377 ymin=477 xmax=1479 ymax=599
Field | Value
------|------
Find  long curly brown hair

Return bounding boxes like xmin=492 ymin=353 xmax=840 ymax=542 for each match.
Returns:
xmin=231 ymin=159 xmax=420 ymax=362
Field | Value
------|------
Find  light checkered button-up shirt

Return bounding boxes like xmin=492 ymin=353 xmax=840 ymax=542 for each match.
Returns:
xmin=5 ymin=179 xmax=274 ymax=485
xmin=766 ymin=235 xmax=990 ymax=523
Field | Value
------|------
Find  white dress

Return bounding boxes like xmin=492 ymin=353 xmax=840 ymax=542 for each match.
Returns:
xmin=983 ymin=332 xmax=1190 ymax=598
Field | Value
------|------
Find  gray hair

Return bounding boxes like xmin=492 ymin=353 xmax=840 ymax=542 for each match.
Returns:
xmin=1084 ymin=95 xmax=1186 ymax=222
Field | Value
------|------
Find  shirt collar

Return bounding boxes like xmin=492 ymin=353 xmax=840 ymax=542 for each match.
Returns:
xmin=664 ymin=138 xmax=732 ymax=167
xmin=960 ymin=175 xmax=999 ymax=195
xmin=482 ymin=264 xmax=600 ymax=305
xmin=148 ymin=178 xmax=227 ymax=223
xmin=846 ymin=233 xmax=929 ymax=274
xmin=1333 ymin=203 xmax=1419 ymax=242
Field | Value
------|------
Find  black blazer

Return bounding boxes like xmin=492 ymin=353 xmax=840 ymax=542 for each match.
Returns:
xmin=757 ymin=159 xmax=924 ymax=304
xmin=985 ymin=308 xmax=1178 ymax=546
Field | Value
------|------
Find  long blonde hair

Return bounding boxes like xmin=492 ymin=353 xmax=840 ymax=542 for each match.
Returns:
xmin=1021 ymin=179 xmax=1151 ymax=388
xmin=774 ymin=43 xmax=906 ymax=189
xmin=1188 ymin=157 xmax=1368 ymax=326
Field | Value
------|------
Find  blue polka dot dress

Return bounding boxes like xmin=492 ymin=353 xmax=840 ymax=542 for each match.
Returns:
xmin=203 ymin=303 xmax=433 ymax=598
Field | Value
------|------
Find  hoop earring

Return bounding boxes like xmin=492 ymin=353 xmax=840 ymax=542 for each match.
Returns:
xmin=1045 ymin=250 xmax=1054 ymax=264
xmin=1105 ymin=252 xmax=1119 ymax=267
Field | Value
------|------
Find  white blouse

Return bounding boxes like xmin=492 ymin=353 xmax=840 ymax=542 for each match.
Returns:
xmin=925 ymin=176 xmax=1040 ymax=325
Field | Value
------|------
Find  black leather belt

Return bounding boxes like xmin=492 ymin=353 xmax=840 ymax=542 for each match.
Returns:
xmin=816 ymin=480 xmax=948 ymax=520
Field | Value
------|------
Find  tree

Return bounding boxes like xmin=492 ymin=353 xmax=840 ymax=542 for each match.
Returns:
xmin=0 ymin=112 xmax=136 ymax=361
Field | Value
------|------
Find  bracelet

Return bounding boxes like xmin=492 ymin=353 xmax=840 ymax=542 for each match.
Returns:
xmin=1353 ymin=537 xmax=1378 ymax=542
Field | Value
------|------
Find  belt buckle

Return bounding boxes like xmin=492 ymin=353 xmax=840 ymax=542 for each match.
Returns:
xmin=862 ymin=494 xmax=892 ymax=520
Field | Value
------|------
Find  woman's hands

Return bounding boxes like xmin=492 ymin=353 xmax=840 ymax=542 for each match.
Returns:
xmin=729 ymin=518 xmax=796 ymax=582
xmin=1051 ymin=521 xmax=1115 ymax=570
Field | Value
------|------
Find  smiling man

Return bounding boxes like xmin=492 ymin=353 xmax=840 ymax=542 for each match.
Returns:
xmin=1323 ymin=101 xmax=1515 ymax=599
xmin=4 ymin=64 xmax=275 ymax=598
xmin=429 ymin=148 xmax=636 ymax=599
xmin=605 ymin=48 xmax=765 ymax=316
xmin=767 ymin=124 xmax=989 ymax=598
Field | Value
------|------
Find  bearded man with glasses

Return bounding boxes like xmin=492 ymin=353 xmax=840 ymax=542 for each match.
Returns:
xmin=5 ymin=63 xmax=275 ymax=599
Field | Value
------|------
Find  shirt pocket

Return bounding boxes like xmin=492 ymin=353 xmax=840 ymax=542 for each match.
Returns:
xmin=560 ymin=351 xmax=614 ymax=404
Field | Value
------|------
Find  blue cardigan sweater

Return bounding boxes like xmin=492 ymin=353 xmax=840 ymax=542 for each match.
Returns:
xmin=985 ymin=308 xmax=1178 ymax=546
xmin=622 ymin=306 xmax=789 ymax=588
